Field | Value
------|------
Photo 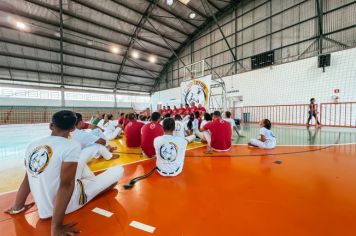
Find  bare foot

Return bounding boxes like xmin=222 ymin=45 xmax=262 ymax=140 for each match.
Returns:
xmin=108 ymin=146 xmax=117 ymax=152
xmin=111 ymin=154 xmax=120 ymax=159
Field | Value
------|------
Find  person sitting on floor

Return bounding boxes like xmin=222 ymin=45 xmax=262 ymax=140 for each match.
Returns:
xmin=224 ymin=111 xmax=244 ymax=138
xmin=101 ymin=114 xmax=122 ymax=141
xmin=173 ymin=114 xmax=185 ymax=138
xmin=154 ymin=118 xmax=188 ymax=177
xmin=72 ymin=113 xmax=118 ymax=160
xmin=6 ymin=111 xmax=124 ymax=236
xmin=248 ymin=119 xmax=276 ymax=149
xmin=184 ymin=114 xmax=197 ymax=143
xmin=195 ymin=112 xmax=212 ymax=143
xmin=118 ymin=113 xmax=125 ymax=126
xmin=125 ymin=113 xmax=144 ymax=148
xmin=141 ymin=112 xmax=164 ymax=157
xmin=200 ymin=111 xmax=232 ymax=153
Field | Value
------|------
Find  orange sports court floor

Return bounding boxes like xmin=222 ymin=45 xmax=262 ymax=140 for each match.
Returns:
xmin=1 ymin=124 xmax=356 ymax=235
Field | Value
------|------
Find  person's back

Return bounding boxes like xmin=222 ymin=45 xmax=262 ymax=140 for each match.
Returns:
xmin=154 ymin=118 xmax=188 ymax=176
xmin=203 ymin=112 xmax=232 ymax=152
xmin=25 ymin=136 xmax=81 ymax=218
xmin=125 ymin=114 xmax=144 ymax=147
xmin=141 ymin=112 xmax=164 ymax=157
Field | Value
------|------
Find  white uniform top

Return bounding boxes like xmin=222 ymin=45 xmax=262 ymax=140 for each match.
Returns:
xmin=72 ymin=129 xmax=100 ymax=149
xmin=260 ymin=127 xmax=276 ymax=146
xmin=154 ymin=135 xmax=187 ymax=176
xmin=25 ymin=136 xmax=81 ymax=219
xmin=224 ymin=118 xmax=236 ymax=135
xmin=200 ymin=120 xmax=210 ymax=129
xmin=173 ymin=120 xmax=185 ymax=138
xmin=102 ymin=120 xmax=117 ymax=132
xmin=97 ymin=119 xmax=104 ymax=129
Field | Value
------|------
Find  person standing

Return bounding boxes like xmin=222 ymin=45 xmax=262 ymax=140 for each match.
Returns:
xmin=307 ymin=98 xmax=320 ymax=127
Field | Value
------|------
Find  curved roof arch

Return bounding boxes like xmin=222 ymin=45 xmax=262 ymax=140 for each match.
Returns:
xmin=0 ymin=0 xmax=240 ymax=92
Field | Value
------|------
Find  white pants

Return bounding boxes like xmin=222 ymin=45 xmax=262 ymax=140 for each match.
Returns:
xmin=104 ymin=127 xmax=122 ymax=141
xmin=195 ymin=130 xmax=211 ymax=143
xmin=249 ymin=138 xmax=276 ymax=149
xmin=94 ymin=144 xmax=113 ymax=160
xmin=66 ymin=146 xmax=124 ymax=215
xmin=185 ymin=134 xmax=196 ymax=143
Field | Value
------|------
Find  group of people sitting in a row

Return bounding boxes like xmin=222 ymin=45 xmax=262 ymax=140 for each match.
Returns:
xmin=6 ymin=107 xmax=277 ymax=235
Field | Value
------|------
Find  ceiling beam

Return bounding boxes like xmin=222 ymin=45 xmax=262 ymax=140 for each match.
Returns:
xmin=0 ymin=37 xmax=161 ymax=74
xmin=111 ymin=0 xmax=190 ymax=36
xmin=175 ymin=0 xmax=208 ymax=19
xmin=59 ymin=0 xmax=64 ymax=87
xmin=0 ymin=65 xmax=155 ymax=87
xmin=207 ymin=0 xmax=221 ymax=11
xmin=24 ymin=0 xmax=179 ymax=49
xmin=68 ymin=0 xmax=183 ymax=45
xmin=114 ymin=0 xmax=158 ymax=90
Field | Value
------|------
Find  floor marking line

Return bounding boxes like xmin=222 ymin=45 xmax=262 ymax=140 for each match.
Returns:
xmin=129 ymin=220 xmax=156 ymax=233
xmin=92 ymin=207 xmax=113 ymax=217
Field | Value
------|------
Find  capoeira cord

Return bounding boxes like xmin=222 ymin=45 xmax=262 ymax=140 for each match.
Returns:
xmin=123 ymin=167 xmax=157 ymax=190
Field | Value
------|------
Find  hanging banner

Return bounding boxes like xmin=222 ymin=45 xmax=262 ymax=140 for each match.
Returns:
xmin=180 ymin=75 xmax=212 ymax=107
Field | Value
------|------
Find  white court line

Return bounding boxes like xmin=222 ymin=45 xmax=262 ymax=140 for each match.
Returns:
xmin=129 ymin=221 xmax=156 ymax=233
xmin=92 ymin=207 xmax=113 ymax=217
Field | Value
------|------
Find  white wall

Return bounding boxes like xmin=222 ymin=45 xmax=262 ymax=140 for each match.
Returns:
xmin=151 ymin=87 xmax=182 ymax=111
xmin=223 ymin=48 xmax=356 ymax=107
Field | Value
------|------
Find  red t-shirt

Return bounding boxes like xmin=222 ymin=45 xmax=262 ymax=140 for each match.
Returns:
xmin=118 ymin=116 xmax=124 ymax=125
xmin=82 ymin=122 xmax=90 ymax=129
xmin=166 ymin=109 xmax=172 ymax=115
xmin=198 ymin=106 xmax=206 ymax=115
xmin=203 ymin=118 xmax=231 ymax=151
xmin=125 ymin=120 xmax=144 ymax=147
xmin=141 ymin=122 xmax=164 ymax=157
xmin=173 ymin=108 xmax=179 ymax=115
xmin=184 ymin=107 xmax=191 ymax=115
xmin=190 ymin=105 xmax=198 ymax=113
xmin=162 ymin=109 xmax=167 ymax=116
xmin=178 ymin=108 xmax=185 ymax=115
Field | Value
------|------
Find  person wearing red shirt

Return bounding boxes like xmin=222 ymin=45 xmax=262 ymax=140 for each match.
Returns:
xmin=166 ymin=106 xmax=173 ymax=116
xmin=161 ymin=106 xmax=167 ymax=116
xmin=178 ymin=104 xmax=185 ymax=115
xmin=118 ymin=113 xmax=125 ymax=126
xmin=124 ymin=113 xmax=144 ymax=148
xmin=197 ymin=104 xmax=206 ymax=115
xmin=200 ymin=110 xmax=231 ymax=153
xmin=190 ymin=102 xmax=198 ymax=113
xmin=141 ymin=112 xmax=164 ymax=157
xmin=173 ymin=105 xmax=179 ymax=115
xmin=184 ymin=104 xmax=191 ymax=116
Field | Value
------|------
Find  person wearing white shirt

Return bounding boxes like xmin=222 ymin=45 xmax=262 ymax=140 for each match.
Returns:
xmin=224 ymin=111 xmax=244 ymax=138
xmin=184 ymin=114 xmax=197 ymax=143
xmin=72 ymin=113 xmax=118 ymax=160
xmin=102 ymin=114 xmax=122 ymax=140
xmin=154 ymin=118 xmax=188 ymax=176
xmin=196 ymin=113 xmax=212 ymax=143
xmin=173 ymin=114 xmax=185 ymax=138
xmin=6 ymin=111 xmax=124 ymax=236
xmin=248 ymin=119 xmax=276 ymax=149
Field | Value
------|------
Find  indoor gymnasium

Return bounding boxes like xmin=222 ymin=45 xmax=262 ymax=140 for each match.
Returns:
xmin=0 ymin=0 xmax=356 ymax=235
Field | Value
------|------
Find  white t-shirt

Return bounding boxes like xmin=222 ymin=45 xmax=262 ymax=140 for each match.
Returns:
xmin=260 ymin=127 xmax=276 ymax=146
xmin=154 ymin=135 xmax=187 ymax=176
xmin=200 ymin=120 xmax=210 ymax=129
xmin=103 ymin=120 xmax=117 ymax=132
xmin=97 ymin=119 xmax=104 ymax=129
xmin=173 ymin=120 xmax=185 ymax=138
xmin=71 ymin=129 xmax=100 ymax=149
xmin=25 ymin=136 xmax=81 ymax=218
xmin=224 ymin=118 xmax=236 ymax=135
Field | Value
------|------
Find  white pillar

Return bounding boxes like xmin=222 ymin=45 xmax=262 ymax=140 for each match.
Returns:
xmin=60 ymin=86 xmax=65 ymax=107
xmin=114 ymin=90 xmax=117 ymax=108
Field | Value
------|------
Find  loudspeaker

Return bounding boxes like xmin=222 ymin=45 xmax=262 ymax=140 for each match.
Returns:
xmin=318 ymin=54 xmax=331 ymax=68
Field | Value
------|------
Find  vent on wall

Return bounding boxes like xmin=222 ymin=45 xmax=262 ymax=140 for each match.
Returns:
xmin=251 ymin=51 xmax=274 ymax=70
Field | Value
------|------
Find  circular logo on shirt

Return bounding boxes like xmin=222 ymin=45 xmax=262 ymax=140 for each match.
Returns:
xmin=27 ymin=145 xmax=53 ymax=176
xmin=183 ymin=80 xmax=208 ymax=106
xmin=159 ymin=142 xmax=178 ymax=162
xmin=150 ymin=123 xmax=156 ymax=129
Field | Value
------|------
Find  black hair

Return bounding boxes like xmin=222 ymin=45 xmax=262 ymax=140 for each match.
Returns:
xmin=167 ymin=106 xmax=171 ymax=109
xmin=52 ymin=110 xmax=77 ymax=131
xmin=151 ymin=112 xmax=161 ymax=122
xmin=101 ymin=113 xmax=105 ymax=119
xmin=125 ymin=114 xmax=128 ymax=118
xmin=163 ymin=118 xmax=175 ymax=132
xmin=75 ymin=113 xmax=82 ymax=126
xmin=263 ymin=119 xmax=272 ymax=130
xmin=164 ymin=113 xmax=171 ymax=118
xmin=107 ymin=114 xmax=113 ymax=120
xmin=187 ymin=114 xmax=194 ymax=131
xmin=213 ymin=111 xmax=221 ymax=117
xmin=194 ymin=111 xmax=200 ymax=118
xmin=128 ymin=113 xmax=136 ymax=120
xmin=310 ymin=98 xmax=315 ymax=103
xmin=174 ymin=114 xmax=182 ymax=120
xmin=185 ymin=103 xmax=189 ymax=107
xmin=120 ymin=113 xmax=125 ymax=116
xmin=225 ymin=111 xmax=231 ymax=118
xmin=204 ymin=113 xmax=212 ymax=121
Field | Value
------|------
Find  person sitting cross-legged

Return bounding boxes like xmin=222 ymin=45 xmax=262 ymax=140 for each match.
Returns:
xmin=141 ymin=112 xmax=164 ymax=157
xmin=6 ymin=111 xmax=124 ymax=236
xmin=200 ymin=110 xmax=232 ymax=154
xmin=154 ymin=118 xmax=188 ymax=177
xmin=125 ymin=113 xmax=144 ymax=148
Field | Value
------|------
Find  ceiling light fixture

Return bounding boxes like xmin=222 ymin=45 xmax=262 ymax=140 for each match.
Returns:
xmin=111 ymin=47 xmax=119 ymax=54
xmin=166 ymin=0 xmax=173 ymax=6
xmin=15 ymin=21 xmax=27 ymax=30
xmin=132 ymin=51 xmax=139 ymax=59
xmin=149 ymin=55 xmax=156 ymax=63
xmin=189 ymin=12 xmax=196 ymax=19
